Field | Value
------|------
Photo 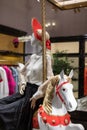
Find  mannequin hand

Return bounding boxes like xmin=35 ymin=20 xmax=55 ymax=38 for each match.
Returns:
xmin=20 ymin=89 xmax=24 ymax=95
xmin=20 ymin=84 xmax=26 ymax=95
xmin=30 ymin=96 xmax=36 ymax=109
xmin=13 ymin=38 xmax=19 ymax=44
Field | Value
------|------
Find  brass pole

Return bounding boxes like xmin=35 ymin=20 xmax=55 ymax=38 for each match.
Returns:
xmin=41 ymin=0 xmax=46 ymax=82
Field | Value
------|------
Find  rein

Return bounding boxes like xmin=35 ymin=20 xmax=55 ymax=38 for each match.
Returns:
xmin=56 ymin=81 xmax=69 ymax=104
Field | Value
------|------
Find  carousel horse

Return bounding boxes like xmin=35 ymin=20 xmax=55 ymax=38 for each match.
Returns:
xmin=32 ymin=70 xmax=84 ymax=130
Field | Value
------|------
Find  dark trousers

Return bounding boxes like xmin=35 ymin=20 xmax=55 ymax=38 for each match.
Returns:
xmin=0 ymin=82 xmax=43 ymax=130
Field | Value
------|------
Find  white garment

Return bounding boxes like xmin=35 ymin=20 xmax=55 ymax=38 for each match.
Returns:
xmin=24 ymin=53 xmax=53 ymax=86
xmin=0 ymin=67 xmax=9 ymax=98
xmin=26 ymin=54 xmax=43 ymax=86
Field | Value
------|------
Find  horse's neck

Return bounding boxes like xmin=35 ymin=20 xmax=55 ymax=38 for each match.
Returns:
xmin=43 ymin=80 xmax=68 ymax=116
xmin=51 ymin=92 xmax=67 ymax=116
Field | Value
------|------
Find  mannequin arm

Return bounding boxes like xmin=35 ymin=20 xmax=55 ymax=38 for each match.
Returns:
xmin=17 ymin=65 xmax=26 ymax=95
xmin=18 ymin=35 xmax=32 ymax=42
xmin=30 ymin=75 xmax=60 ymax=108
xmin=13 ymin=35 xmax=32 ymax=43
xmin=17 ymin=61 xmax=30 ymax=95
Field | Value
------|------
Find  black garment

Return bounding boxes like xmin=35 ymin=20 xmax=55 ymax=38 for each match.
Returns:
xmin=0 ymin=82 xmax=43 ymax=130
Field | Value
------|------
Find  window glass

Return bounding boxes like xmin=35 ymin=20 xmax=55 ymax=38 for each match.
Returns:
xmin=51 ymin=42 xmax=79 ymax=98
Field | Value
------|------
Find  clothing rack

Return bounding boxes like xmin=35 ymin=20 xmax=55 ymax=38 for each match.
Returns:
xmin=0 ymin=59 xmax=23 ymax=66
xmin=0 ymin=50 xmax=32 ymax=56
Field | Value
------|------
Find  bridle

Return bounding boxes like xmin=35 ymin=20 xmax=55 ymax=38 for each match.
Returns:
xmin=56 ymin=81 xmax=69 ymax=105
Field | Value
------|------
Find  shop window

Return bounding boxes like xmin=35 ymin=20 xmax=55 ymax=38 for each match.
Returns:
xmin=51 ymin=35 xmax=87 ymax=99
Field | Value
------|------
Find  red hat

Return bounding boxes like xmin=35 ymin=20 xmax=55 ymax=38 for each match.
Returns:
xmin=31 ymin=18 xmax=51 ymax=50
xmin=32 ymin=18 xmax=42 ymax=41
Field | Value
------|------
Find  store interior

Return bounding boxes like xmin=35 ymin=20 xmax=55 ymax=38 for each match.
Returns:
xmin=0 ymin=0 xmax=87 ymax=129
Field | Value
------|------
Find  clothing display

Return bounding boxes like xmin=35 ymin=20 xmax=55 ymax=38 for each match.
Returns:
xmin=0 ymin=18 xmax=53 ymax=130
xmin=0 ymin=67 xmax=9 ymax=98
xmin=10 ymin=67 xmax=19 ymax=93
xmin=3 ymin=66 xmax=16 ymax=95
xmin=0 ymin=66 xmax=19 ymax=98
xmin=0 ymin=0 xmax=86 ymax=129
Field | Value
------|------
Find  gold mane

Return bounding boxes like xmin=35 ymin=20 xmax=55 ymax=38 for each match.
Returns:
xmin=43 ymin=75 xmax=59 ymax=114
xmin=43 ymin=75 xmax=71 ymax=115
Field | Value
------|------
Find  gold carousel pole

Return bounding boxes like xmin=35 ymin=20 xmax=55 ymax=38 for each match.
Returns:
xmin=41 ymin=0 xmax=46 ymax=82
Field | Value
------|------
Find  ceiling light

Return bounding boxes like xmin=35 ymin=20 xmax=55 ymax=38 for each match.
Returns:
xmin=52 ymin=22 xmax=56 ymax=26
xmin=48 ymin=22 xmax=51 ymax=26
xmin=37 ymin=0 xmax=40 ymax=2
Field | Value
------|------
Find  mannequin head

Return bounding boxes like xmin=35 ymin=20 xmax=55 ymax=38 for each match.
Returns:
xmin=31 ymin=18 xmax=51 ymax=50
xmin=13 ymin=18 xmax=51 ymax=51
xmin=30 ymin=33 xmax=41 ymax=46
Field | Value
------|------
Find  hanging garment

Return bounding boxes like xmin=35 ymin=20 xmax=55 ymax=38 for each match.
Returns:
xmin=3 ymin=66 xmax=16 ymax=95
xmin=0 ymin=67 xmax=9 ymax=98
xmin=10 ymin=67 xmax=19 ymax=93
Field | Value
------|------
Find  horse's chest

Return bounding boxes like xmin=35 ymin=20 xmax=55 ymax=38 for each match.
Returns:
xmin=32 ymin=106 xmax=71 ymax=129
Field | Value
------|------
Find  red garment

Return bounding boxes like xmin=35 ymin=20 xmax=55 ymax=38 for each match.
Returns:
xmin=84 ymin=67 xmax=87 ymax=95
xmin=3 ymin=66 xmax=16 ymax=95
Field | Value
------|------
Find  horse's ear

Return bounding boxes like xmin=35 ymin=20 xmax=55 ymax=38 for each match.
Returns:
xmin=60 ymin=70 xmax=64 ymax=79
xmin=68 ymin=69 xmax=74 ymax=79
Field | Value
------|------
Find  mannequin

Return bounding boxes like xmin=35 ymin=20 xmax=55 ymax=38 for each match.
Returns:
xmin=0 ymin=18 xmax=53 ymax=130
xmin=17 ymin=18 xmax=53 ymax=94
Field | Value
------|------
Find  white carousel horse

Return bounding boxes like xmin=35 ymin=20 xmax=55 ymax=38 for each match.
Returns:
xmin=32 ymin=70 xmax=84 ymax=130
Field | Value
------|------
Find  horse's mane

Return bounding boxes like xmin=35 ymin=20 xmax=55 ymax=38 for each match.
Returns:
xmin=43 ymin=75 xmax=59 ymax=114
xmin=43 ymin=75 xmax=71 ymax=114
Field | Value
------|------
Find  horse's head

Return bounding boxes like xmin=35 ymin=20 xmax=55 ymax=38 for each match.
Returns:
xmin=56 ymin=70 xmax=77 ymax=112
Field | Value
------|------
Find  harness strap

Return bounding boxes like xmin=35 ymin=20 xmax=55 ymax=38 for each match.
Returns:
xmin=56 ymin=81 xmax=69 ymax=104
xmin=56 ymin=81 xmax=69 ymax=90
xmin=56 ymin=90 xmax=65 ymax=104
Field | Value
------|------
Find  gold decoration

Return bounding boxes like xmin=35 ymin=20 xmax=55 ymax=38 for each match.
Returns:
xmin=48 ymin=0 xmax=87 ymax=10
xmin=43 ymin=75 xmax=59 ymax=114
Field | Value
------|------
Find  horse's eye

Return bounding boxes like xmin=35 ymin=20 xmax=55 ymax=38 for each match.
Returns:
xmin=62 ymin=88 xmax=66 ymax=91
